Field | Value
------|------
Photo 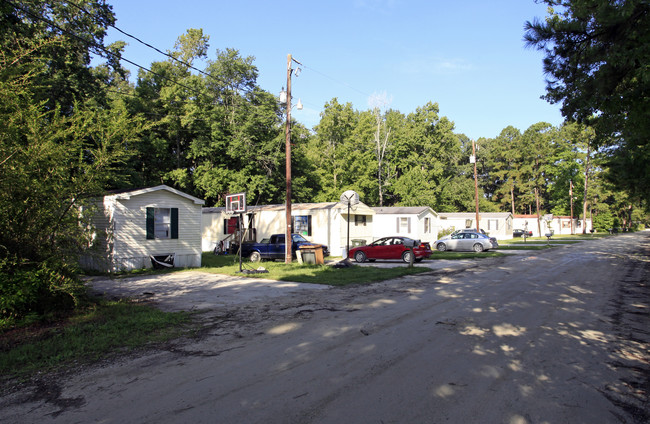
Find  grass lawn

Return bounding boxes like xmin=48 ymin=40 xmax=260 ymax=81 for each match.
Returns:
xmin=428 ymin=251 xmax=504 ymax=259
xmin=0 ymin=299 xmax=193 ymax=382
xmin=200 ymin=253 xmax=432 ymax=286
xmin=495 ymin=244 xmax=553 ymax=250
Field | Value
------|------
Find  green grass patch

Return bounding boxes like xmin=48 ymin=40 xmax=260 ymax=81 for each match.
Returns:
xmin=425 ymin=251 xmax=504 ymax=260
xmin=200 ymin=253 xmax=431 ymax=286
xmin=0 ymin=299 xmax=192 ymax=380
xmin=496 ymin=244 xmax=553 ymax=250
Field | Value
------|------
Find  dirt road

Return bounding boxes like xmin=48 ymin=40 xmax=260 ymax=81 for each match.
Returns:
xmin=2 ymin=233 xmax=648 ymax=423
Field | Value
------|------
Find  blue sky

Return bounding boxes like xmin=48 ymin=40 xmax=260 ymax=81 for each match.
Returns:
xmin=101 ymin=0 xmax=563 ymax=140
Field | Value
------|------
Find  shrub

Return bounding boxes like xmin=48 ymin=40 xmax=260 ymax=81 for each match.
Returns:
xmin=0 ymin=256 xmax=86 ymax=320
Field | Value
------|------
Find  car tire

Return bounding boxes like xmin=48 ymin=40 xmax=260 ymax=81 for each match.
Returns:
xmin=354 ymin=251 xmax=366 ymax=263
xmin=250 ymin=251 xmax=262 ymax=262
xmin=436 ymin=243 xmax=447 ymax=252
xmin=402 ymin=251 xmax=414 ymax=263
xmin=473 ymin=243 xmax=484 ymax=253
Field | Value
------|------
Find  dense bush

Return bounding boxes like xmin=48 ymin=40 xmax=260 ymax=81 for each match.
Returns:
xmin=592 ymin=212 xmax=615 ymax=232
xmin=0 ymin=256 xmax=86 ymax=320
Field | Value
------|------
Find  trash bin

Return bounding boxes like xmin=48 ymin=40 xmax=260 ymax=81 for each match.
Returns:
xmin=299 ymin=245 xmax=324 ymax=265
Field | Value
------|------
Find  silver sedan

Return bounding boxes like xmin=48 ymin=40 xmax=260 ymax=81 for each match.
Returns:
xmin=435 ymin=232 xmax=497 ymax=252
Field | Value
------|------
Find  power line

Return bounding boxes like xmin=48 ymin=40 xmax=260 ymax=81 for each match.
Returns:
xmin=302 ymin=64 xmax=373 ymax=99
xmin=3 ymin=0 xmax=209 ymax=100
xmin=64 ymin=0 xmax=254 ymax=95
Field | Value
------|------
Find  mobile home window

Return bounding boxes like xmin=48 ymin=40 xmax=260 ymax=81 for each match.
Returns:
xmin=396 ymin=217 xmax=411 ymax=233
xmin=292 ymin=215 xmax=312 ymax=236
xmin=355 ymin=215 xmax=367 ymax=226
xmin=487 ymin=219 xmax=498 ymax=230
xmin=146 ymin=207 xmax=178 ymax=239
xmin=424 ymin=217 xmax=431 ymax=233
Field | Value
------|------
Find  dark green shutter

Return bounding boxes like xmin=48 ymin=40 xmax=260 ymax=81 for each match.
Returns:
xmin=171 ymin=208 xmax=179 ymax=239
xmin=146 ymin=207 xmax=155 ymax=239
xmin=307 ymin=215 xmax=312 ymax=236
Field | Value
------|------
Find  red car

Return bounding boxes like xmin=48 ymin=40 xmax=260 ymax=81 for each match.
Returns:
xmin=348 ymin=236 xmax=432 ymax=263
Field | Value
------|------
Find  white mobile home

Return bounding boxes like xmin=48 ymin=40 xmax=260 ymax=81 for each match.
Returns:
xmin=438 ymin=212 xmax=513 ymax=240
xmin=82 ymin=185 xmax=204 ymax=272
xmin=513 ymin=214 xmax=592 ymax=236
xmin=202 ymin=201 xmax=376 ymax=257
xmin=371 ymin=206 xmax=439 ymax=243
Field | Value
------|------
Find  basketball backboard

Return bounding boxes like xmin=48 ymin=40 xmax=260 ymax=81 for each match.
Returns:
xmin=225 ymin=192 xmax=246 ymax=214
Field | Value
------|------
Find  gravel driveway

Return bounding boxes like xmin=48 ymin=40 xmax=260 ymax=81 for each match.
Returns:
xmin=3 ymin=234 xmax=647 ymax=423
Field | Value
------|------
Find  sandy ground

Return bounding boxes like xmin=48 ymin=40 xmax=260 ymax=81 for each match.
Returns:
xmin=1 ymin=233 xmax=648 ymax=423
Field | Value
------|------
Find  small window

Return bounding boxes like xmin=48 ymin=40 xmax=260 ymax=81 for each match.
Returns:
xmin=146 ymin=207 xmax=178 ymax=239
xmin=154 ymin=208 xmax=171 ymax=238
xmin=424 ymin=217 xmax=431 ymax=233
xmin=355 ymin=215 xmax=367 ymax=226
xmin=488 ymin=219 xmax=499 ymax=230
xmin=292 ymin=215 xmax=312 ymax=236
xmin=465 ymin=219 xmax=473 ymax=228
xmin=397 ymin=217 xmax=411 ymax=233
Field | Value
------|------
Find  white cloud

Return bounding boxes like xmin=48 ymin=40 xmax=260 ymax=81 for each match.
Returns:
xmin=398 ymin=56 xmax=474 ymax=76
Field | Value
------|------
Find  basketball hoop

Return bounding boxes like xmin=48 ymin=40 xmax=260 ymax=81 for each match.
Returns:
xmin=225 ymin=193 xmax=246 ymax=214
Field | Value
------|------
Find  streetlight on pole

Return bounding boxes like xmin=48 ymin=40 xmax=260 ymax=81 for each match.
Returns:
xmin=280 ymin=54 xmax=302 ymax=264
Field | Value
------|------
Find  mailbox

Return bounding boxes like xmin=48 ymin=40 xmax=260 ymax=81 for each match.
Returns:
xmin=403 ymin=238 xmax=420 ymax=248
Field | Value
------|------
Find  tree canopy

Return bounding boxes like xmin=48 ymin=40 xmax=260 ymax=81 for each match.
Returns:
xmin=524 ymin=0 xmax=650 ymax=203
xmin=1 ymin=0 xmax=647 ymax=320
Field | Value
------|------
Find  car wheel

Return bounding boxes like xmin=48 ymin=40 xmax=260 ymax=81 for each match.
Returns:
xmin=473 ymin=243 xmax=484 ymax=253
xmin=436 ymin=243 xmax=447 ymax=252
xmin=249 ymin=251 xmax=262 ymax=262
xmin=402 ymin=251 xmax=414 ymax=263
xmin=354 ymin=251 xmax=366 ymax=263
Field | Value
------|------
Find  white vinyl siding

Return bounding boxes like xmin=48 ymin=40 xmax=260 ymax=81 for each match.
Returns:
xmin=113 ymin=191 xmax=202 ymax=269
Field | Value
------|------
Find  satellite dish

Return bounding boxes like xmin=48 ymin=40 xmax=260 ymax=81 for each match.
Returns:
xmin=340 ymin=190 xmax=360 ymax=206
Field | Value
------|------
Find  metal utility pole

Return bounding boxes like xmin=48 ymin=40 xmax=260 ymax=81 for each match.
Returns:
xmin=472 ymin=140 xmax=480 ymax=231
xmin=284 ymin=54 xmax=293 ymax=264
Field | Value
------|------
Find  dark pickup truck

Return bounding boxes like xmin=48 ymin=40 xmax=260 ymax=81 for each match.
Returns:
xmin=240 ymin=233 xmax=329 ymax=262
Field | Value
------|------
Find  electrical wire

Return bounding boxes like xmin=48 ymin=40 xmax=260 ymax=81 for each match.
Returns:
xmin=64 ymin=0 xmax=255 ymax=95
xmin=3 ymin=0 xmax=210 ymax=100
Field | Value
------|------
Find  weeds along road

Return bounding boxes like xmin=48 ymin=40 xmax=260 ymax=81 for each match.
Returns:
xmin=2 ymin=233 xmax=649 ymax=423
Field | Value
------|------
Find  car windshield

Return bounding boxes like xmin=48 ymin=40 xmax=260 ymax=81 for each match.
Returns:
xmin=292 ymin=234 xmax=308 ymax=243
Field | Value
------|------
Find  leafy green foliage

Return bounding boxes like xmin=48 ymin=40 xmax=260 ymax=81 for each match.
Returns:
xmin=525 ymin=0 xmax=650 ymax=207
xmin=0 ymin=3 xmax=139 ymax=320
xmin=0 ymin=257 xmax=85 ymax=319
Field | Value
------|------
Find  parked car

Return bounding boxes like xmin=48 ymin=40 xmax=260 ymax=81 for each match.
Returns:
xmin=439 ymin=228 xmax=497 ymax=245
xmin=435 ymin=232 xmax=497 ymax=252
xmin=241 ymin=233 xmax=328 ymax=262
xmin=348 ymin=236 xmax=432 ymax=263
xmin=513 ymin=229 xmax=533 ymax=237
